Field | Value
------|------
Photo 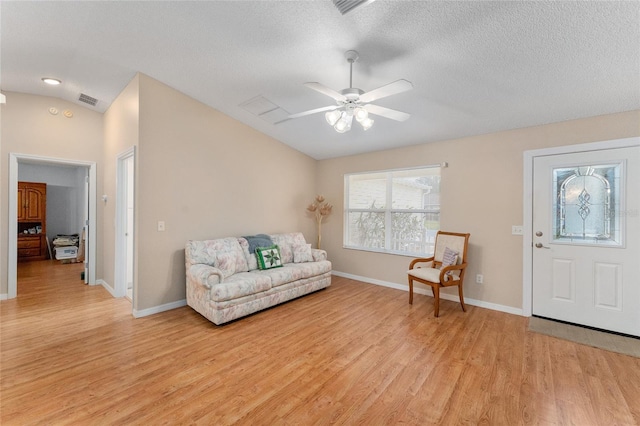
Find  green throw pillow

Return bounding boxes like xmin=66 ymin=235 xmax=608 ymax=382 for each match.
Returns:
xmin=255 ymin=245 xmax=283 ymax=270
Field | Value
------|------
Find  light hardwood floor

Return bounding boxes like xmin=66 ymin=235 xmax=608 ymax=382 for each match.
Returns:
xmin=2 ymin=260 xmax=639 ymax=425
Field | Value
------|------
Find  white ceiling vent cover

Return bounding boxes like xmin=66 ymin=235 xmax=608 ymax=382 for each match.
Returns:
xmin=332 ymin=0 xmax=376 ymax=15
xmin=78 ymin=93 xmax=98 ymax=106
xmin=239 ymin=95 xmax=290 ymax=124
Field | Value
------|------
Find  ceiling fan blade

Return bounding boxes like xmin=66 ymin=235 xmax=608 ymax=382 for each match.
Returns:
xmin=274 ymin=105 xmax=339 ymax=124
xmin=359 ymin=79 xmax=413 ymax=103
xmin=364 ymin=104 xmax=411 ymax=122
xmin=304 ymin=82 xmax=347 ymax=102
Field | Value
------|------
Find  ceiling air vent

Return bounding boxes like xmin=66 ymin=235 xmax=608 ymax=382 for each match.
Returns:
xmin=78 ymin=93 xmax=98 ymax=106
xmin=239 ymin=95 xmax=290 ymax=125
xmin=332 ymin=0 xmax=376 ymax=15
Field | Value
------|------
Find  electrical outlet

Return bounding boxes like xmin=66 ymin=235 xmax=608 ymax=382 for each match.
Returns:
xmin=476 ymin=274 xmax=483 ymax=284
xmin=157 ymin=221 xmax=165 ymax=232
xmin=512 ymin=225 xmax=523 ymax=235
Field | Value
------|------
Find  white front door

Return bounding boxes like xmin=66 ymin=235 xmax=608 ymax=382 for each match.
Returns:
xmin=532 ymin=146 xmax=640 ymax=336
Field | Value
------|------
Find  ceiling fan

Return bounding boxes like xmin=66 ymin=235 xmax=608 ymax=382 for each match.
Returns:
xmin=281 ymin=50 xmax=413 ymax=133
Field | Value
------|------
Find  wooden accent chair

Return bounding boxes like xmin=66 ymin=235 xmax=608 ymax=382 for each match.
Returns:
xmin=408 ymin=231 xmax=470 ymax=317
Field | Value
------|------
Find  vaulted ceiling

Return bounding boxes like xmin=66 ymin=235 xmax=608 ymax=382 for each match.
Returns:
xmin=2 ymin=1 xmax=638 ymax=159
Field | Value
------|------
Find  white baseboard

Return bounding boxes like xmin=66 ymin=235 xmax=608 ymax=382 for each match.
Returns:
xmin=97 ymin=279 xmax=117 ymax=297
xmin=133 ymin=299 xmax=187 ymax=318
xmin=0 ymin=293 xmax=8 ymax=300
xmin=332 ymin=271 xmax=524 ymax=316
xmin=97 ymin=279 xmax=186 ymax=318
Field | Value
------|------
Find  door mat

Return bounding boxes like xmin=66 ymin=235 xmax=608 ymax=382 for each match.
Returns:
xmin=528 ymin=317 xmax=640 ymax=358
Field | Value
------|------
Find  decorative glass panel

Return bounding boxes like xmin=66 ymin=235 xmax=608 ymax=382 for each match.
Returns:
xmin=552 ymin=163 xmax=621 ymax=245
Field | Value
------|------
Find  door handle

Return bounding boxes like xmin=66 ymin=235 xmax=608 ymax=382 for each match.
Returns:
xmin=535 ymin=243 xmax=550 ymax=249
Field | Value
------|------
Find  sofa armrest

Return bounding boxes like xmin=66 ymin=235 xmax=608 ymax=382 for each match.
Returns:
xmin=187 ymin=264 xmax=224 ymax=289
xmin=311 ymin=249 xmax=327 ymax=262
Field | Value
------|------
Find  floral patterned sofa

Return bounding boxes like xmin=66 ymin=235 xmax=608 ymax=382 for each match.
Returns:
xmin=185 ymin=232 xmax=332 ymax=325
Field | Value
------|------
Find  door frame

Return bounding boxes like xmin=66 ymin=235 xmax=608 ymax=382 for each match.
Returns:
xmin=8 ymin=153 xmax=98 ymax=298
xmin=115 ymin=147 xmax=135 ymax=299
xmin=522 ymin=137 xmax=640 ymax=316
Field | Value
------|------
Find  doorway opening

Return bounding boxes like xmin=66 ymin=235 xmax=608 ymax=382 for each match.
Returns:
xmin=8 ymin=154 xmax=97 ymax=299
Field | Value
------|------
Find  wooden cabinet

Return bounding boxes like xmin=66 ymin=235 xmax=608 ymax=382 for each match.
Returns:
xmin=17 ymin=182 xmax=47 ymax=261
xmin=18 ymin=235 xmax=44 ymax=259
xmin=18 ymin=182 xmax=46 ymax=221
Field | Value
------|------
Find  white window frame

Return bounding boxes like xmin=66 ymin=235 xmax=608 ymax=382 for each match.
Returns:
xmin=343 ymin=165 xmax=441 ymax=257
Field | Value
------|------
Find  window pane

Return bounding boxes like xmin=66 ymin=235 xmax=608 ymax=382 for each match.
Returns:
xmin=346 ymin=211 xmax=385 ymax=249
xmin=345 ymin=166 xmax=441 ymax=256
xmin=347 ymin=172 xmax=387 ymax=209
xmin=391 ymin=212 xmax=438 ymax=255
xmin=391 ymin=168 xmax=440 ymax=209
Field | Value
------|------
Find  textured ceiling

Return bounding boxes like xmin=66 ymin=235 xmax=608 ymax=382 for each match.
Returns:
xmin=1 ymin=1 xmax=639 ymax=160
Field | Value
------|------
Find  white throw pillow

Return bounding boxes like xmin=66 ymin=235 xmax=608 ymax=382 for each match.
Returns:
xmin=293 ymin=243 xmax=314 ymax=263
xmin=441 ymin=246 xmax=459 ymax=267
xmin=441 ymin=247 xmax=459 ymax=276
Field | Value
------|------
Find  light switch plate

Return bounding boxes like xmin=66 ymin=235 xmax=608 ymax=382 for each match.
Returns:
xmin=157 ymin=221 xmax=165 ymax=232
xmin=512 ymin=225 xmax=523 ymax=235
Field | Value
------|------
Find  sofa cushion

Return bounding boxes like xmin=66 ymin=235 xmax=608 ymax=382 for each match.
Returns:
xmin=270 ymin=233 xmax=307 ymax=264
xmin=255 ymin=265 xmax=303 ymax=287
xmin=210 ymin=272 xmax=272 ymax=302
xmin=186 ymin=237 xmax=249 ymax=276
xmin=256 ymin=245 xmax=283 ymax=270
xmin=293 ymin=243 xmax=313 ymax=263
xmin=238 ymin=238 xmax=258 ymax=271
xmin=215 ymin=252 xmax=241 ymax=278
xmin=287 ymin=260 xmax=332 ymax=281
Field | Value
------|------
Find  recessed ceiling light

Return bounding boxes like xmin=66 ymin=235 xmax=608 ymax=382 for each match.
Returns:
xmin=42 ymin=78 xmax=62 ymax=86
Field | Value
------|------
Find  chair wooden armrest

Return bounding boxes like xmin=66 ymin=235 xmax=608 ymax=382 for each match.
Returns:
xmin=439 ymin=262 xmax=468 ymax=286
xmin=409 ymin=257 xmax=434 ymax=269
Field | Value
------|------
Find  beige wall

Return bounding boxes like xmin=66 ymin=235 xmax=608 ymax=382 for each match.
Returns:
xmin=3 ymin=85 xmax=636 ymax=315
xmin=0 ymin=92 xmax=104 ymax=295
xmin=317 ymin=110 xmax=640 ymax=310
xmin=1 ymin=78 xmax=317 ymax=310
xmin=102 ymin=75 xmax=140 ymax=293
xmin=134 ymin=74 xmax=317 ymax=310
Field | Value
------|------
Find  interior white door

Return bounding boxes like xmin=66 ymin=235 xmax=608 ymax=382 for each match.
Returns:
xmin=115 ymin=148 xmax=135 ymax=300
xmin=532 ymin=146 xmax=640 ymax=336
xmin=83 ymin=172 xmax=89 ymax=284
xmin=125 ymin=156 xmax=134 ymax=297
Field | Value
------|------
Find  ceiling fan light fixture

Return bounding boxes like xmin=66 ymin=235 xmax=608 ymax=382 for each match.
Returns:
xmin=359 ymin=117 xmax=374 ymax=131
xmin=354 ymin=107 xmax=368 ymax=122
xmin=325 ymin=109 xmax=341 ymax=126
xmin=334 ymin=112 xmax=353 ymax=133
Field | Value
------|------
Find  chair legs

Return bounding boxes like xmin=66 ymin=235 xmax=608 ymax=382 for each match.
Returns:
xmin=408 ymin=277 xmax=414 ymax=304
xmin=432 ymin=285 xmax=440 ymax=317
xmin=408 ymin=277 xmax=466 ymax=317
xmin=458 ymin=283 xmax=467 ymax=312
